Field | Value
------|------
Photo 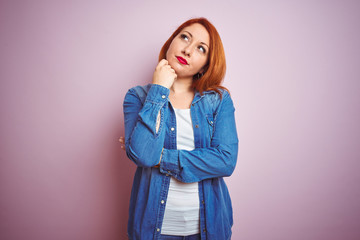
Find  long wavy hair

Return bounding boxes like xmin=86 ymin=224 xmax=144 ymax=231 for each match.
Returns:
xmin=158 ymin=17 xmax=228 ymax=96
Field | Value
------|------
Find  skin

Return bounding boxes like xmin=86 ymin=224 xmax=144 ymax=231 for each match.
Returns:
xmin=119 ymin=23 xmax=210 ymax=149
xmin=153 ymin=23 xmax=210 ymax=91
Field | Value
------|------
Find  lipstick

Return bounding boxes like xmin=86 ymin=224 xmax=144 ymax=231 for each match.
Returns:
xmin=176 ymin=56 xmax=188 ymax=65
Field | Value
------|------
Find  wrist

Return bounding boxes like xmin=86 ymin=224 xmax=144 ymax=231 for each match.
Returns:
xmin=152 ymin=81 xmax=171 ymax=89
xmin=154 ymin=148 xmax=164 ymax=168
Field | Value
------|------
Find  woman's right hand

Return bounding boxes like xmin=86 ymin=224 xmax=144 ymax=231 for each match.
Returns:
xmin=152 ymin=59 xmax=177 ymax=89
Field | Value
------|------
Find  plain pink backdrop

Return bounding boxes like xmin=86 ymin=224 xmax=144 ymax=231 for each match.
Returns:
xmin=1 ymin=0 xmax=360 ymax=240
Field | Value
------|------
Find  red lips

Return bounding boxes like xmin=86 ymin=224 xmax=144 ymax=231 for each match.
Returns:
xmin=176 ymin=56 xmax=188 ymax=65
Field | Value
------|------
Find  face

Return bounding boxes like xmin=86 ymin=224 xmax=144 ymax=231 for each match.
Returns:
xmin=166 ymin=23 xmax=210 ymax=79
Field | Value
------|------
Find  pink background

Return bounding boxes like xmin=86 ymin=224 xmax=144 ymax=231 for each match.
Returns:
xmin=1 ymin=0 xmax=360 ymax=239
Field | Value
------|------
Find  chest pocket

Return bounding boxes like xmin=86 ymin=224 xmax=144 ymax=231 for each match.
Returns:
xmin=206 ymin=114 xmax=214 ymax=139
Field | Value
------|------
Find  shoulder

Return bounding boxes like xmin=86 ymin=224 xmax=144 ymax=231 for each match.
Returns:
xmin=203 ymin=88 xmax=230 ymax=100
xmin=202 ymin=88 xmax=232 ymax=112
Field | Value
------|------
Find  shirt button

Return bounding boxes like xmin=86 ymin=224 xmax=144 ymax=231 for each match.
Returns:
xmin=157 ymin=228 xmax=160 ymax=232
xmin=195 ymin=125 xmax=199 ymax=128
xmin=210 ymin=121 xmax=213 ymax=124
xmin=161 ymin=200 xmax=165 ymax=204
xmin=166 ymin=174 xmax=169 ymax=177
xmin=203 ymin=228 xmax=206 ymax=232
xmin=168 ymin=171 xmax=171 ymax=173
xmin=202 ymin=200 xmax=205 ymax=204
xmin=170 ymin=127 xmax=175 ymax=131
xmin=161 ymin=95 xmax=166 ymax=99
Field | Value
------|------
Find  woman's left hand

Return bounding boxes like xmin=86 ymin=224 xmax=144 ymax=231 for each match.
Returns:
xmin=119 ymin=136 xmax=125 ymax=151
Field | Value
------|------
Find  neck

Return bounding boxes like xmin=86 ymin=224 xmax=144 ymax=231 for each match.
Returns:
xmin=170 ymin=77 xmax=194 ymax=94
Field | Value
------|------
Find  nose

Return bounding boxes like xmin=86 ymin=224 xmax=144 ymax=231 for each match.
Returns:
xmin=182 ymin=44 xmax=193 ymax=57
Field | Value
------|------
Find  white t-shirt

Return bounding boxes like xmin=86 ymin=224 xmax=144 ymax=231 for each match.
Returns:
xmin=161 ymin=108 xmax=200 ymax=236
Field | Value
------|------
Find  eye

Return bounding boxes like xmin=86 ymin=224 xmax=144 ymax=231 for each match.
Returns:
xmin=198 ymin=46 xmax=206 ymax=53
xmin=180 ymin=34 xmax=189 ymax=41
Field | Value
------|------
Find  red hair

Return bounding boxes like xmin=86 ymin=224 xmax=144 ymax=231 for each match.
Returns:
xmin=158 ymin=17 xmax=228 ymax=96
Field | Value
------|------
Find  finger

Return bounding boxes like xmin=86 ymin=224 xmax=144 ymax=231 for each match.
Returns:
xmin=167 ymin=64 xmax=176 ymax=71
xmin=161 ymin=64 xmax=172 ymax=71
xmin=166 ymin=66 xmax=176 ymax=73
xmin=156 ymin=59 xmax=168 ymax=69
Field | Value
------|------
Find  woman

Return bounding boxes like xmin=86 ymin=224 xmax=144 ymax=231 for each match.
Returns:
xmin=119 ymin=17 xmax=238 ymax=240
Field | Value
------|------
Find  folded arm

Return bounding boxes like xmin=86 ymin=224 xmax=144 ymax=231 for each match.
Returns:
xmin=159 ymin=91 xmax=239 ymax=183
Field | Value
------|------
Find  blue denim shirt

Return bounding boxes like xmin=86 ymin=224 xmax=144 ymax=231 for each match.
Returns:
xmin=123 ymin=84 xmax=238 ymax=240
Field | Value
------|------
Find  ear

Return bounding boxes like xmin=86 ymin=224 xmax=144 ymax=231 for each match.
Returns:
xmin=200 ymin=63 xmax=209 ymax=74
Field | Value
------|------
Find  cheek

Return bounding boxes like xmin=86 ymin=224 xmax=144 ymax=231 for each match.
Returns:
xmin=166 ymin=48 xmax=177 ymax=61
xmin=166 ymin=41 xmax=177 ymax=56
xmin=195 ymin=56 xmax=208 ymax=70
xmin=165 ymin=48 xmax=171 ymax=60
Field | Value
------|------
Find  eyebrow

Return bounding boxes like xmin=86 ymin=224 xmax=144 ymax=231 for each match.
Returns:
xmin=183 ymin=30 xmax=209 ymax=48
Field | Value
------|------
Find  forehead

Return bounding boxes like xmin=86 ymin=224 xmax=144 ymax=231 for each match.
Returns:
xmin=181 ymin=23 xmax=210 ymax=45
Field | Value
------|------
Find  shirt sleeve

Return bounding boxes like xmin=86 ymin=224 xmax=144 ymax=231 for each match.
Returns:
xmin=123 ymin=84 xmax=169 ymax=168
xmin=159 ymin=92 xmax=239 ymax=183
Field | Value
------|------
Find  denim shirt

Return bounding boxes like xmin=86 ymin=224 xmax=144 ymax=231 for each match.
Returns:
xmin=123 ymin=84 xmax=238 ymax=240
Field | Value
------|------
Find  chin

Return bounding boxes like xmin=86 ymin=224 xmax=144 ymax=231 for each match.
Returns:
xmin=169 ymin=62 xmax=183 ymax=73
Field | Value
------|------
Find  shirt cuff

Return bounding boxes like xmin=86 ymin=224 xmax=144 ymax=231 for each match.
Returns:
xmin=145 ymin=84 xmax=170 ymax=104
xmin=159 ymin=148 xmax=180 ymax=176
